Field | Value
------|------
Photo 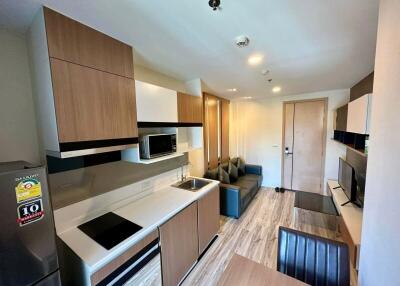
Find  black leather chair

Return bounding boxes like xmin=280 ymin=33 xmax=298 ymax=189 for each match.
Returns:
xmin=277 ymin=226 xmax=350 ymax=286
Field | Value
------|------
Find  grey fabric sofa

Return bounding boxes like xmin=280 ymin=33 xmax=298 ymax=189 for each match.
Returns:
xmin=204 ymin=159 xmax=263 ymax=218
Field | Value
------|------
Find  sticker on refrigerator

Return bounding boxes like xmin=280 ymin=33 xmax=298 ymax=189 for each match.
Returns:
xmin=15 ymin=177 xmax=42 ymax=203
xmin=17 ymin=199 xmax=44 ymax=226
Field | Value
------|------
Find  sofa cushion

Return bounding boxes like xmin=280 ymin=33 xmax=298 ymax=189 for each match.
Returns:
xmin=205 ymin=168 xmax=219 ymax=180
xmin=237 ymin=158 xmax=246 ymax=176
xmin=239 ymin=187 xmax=252 ymax=200
xmin=228 ymin=161 xmax=239 ymax=183
xmin=218 ymin=166 xmax=230 ymax=184
xmin=235 ymin=178 xmax=258 ymax=194
xmin=230 ymin=157 xmax=239 ymax=166
xmin=240 ymin=174 xmax=262 ymax=188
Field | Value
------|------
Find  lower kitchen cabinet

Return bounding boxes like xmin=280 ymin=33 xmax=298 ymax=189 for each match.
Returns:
xmin=159 ymin=202 xmax=199 ymax=286
xmin=124 ymin=254 xmax=162 ymax=286
xmin=198 ymin=186 xmax=220 ymax=254
xmin=90 ymin=230 xmax=159 ymax=286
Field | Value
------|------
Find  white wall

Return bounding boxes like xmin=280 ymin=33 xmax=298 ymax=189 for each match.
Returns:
xmin=359 ymin=1 xmax=400 ymax=285
xmin=134 ymin=64 xmax=188 ymax=93
xmin=230 ymin=89 xmax=349 ymax=191
xmin=0 ymin=29 xmax=40 ymax=164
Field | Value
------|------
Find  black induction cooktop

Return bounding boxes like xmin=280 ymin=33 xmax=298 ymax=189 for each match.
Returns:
xmin=78 ymin=212 xmax=143 ymax=250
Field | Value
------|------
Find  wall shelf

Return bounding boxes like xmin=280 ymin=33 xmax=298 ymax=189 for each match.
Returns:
xmin=138 ymin=122 xmax=202 ymax=128
xmin=121 ymin=146 xmax=184 ymax=164
xmin=333 ymin=130 xmax=368 ymax=157
xmin=331 ymin=138 xmax=367 ymax=158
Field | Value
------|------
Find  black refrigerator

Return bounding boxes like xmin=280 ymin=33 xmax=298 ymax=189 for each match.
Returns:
xmin=0 ymin=161 xmax=61 ymax=286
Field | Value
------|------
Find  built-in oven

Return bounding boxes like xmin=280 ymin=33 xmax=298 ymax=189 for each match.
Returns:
xmin=95 ymin=240 xmax=161 ymax=286
xmin=139 ymin=133 xmax=177 ymax=159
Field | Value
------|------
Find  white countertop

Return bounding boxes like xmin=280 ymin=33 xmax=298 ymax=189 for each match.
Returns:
xmin=328 ymin=180 xmax=363 ymax=245
xmin=57 ymin=177 xmax=219 ymax=274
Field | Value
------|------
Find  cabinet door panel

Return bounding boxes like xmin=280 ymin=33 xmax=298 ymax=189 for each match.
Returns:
xmin=177 ymin=92 xmax=203 ymax=123
xmin=159 ymin=202 xmax=198 ymax=286
xmin=347 ymin=94 xmax=369 ymax=134
xmin=44 ymin=7 xmax=134 ymax=78
xmin=50 ymin=58 xmax=137 ymax=143
xmin=135 ymin=80 xmax=178 ymax=122
xmin=198 ymin=186 xmax=220 ymax=254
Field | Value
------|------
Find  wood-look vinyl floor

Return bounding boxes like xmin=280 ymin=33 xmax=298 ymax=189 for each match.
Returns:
xmin=183 ymin=188 xmax=357 ymax=286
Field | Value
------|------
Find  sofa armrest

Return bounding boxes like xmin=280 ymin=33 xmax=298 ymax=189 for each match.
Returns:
xmin=219 ymin=184 xmax=241 ymax=218
xmin=245 ymin=164 xmax=262 ymax=176
xmin=220 ymin=183 xmax=240 ymax=191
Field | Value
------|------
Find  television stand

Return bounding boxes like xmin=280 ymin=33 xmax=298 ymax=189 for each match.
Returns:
xmin=328 ymin=180 xmax=363 ymax=272
xmin=341 ymin=200 xmax=352 ymax=206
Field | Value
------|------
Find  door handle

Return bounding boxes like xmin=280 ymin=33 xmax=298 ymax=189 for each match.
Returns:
xmin=284 ymin=147 xmax=293 ymax=155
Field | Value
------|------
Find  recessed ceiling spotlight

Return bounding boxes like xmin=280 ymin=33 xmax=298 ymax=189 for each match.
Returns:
xmin=227 ymin=88 xmax=237 ymax=92
xmin=248 ymin=54 xmax=264 ymax=66
xmin=235 ymin=35 xmax=250 ymax=48
xmin=272 ymin=86 xmax=281 ymax=93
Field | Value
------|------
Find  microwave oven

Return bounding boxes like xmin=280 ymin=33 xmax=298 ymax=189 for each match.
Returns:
xmin=139 ymin=134 xmax=177 ymax=159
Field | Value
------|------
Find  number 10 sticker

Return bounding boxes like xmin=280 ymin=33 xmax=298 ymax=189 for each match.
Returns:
xmin=17 ymin=199 xmax=44 ymax=227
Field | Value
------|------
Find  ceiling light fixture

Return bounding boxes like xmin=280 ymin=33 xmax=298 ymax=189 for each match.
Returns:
xmin=272 ymin=86 xmax=281 ymax=93
xmin=242 ymin=96 xmax=252 ymax=99
xmin=248 ymin=54 xmax=264 ymax=66
xmin=227 ymin=88 xmax=237 ymax=92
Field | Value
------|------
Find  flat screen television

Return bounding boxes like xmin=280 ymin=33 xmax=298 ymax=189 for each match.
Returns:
xmin=338 ymin=158 xmax=356 ymax=202
xmin=354 ymin=172 xmax=365 ymax=208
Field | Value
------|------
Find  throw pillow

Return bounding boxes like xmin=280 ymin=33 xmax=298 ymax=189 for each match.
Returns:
xmin=237 ymin=158 xmax=246 ymax=176
xmin=205 ymin=168 xmax=219 ymax=180
xmin=230 ymin=157 xmax=239 ymax=167
xmin=218 ymin=166 xmax=230 ymax=184
xmin=228 ymin=161 xmax=238 ymax=183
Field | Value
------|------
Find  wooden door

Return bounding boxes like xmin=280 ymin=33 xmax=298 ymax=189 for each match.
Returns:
xmin=159 ymin=202 xmax=198 ymax=286
xmin=44 ymin=7 xmax=134 ymax=78
xmin=198 ymin=186 xmax=220 ymax=254
xmin=282 ymin=103 xmax=295 ymax=190
xmin=282 ymin=100 xmax=326 ymax=193
xmin=50 ymin=58 xmax=138 ymax=143
xmin=177 ymin=92 xmax=203 ymax=123
xmin=220 ymin=99 xmax=230 ymax=163
xmin=204 ymin=94 xmax=220 ymax=169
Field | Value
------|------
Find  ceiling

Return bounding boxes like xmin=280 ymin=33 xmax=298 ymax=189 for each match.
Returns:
xmin=0 ymin=0 xmax=379 ymax=99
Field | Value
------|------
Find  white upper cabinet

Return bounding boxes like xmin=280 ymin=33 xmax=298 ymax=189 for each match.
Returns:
xmin=347 ymin=94 xmax=372 ymax=134
xmin=135 ymin=80 xmax=178 ymax=122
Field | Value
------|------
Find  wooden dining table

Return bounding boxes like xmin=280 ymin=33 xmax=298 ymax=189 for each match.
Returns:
xmin=217 ymin=254 xmax=309 ymax=286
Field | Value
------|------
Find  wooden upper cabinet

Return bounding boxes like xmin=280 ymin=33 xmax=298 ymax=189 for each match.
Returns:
xmin=50 ymin=58 xmax=138 ymax=143
xmin=177 ymin=92 xmax=203 ymax=124
xmin=350 ymin=72 xmax=374 ymax=102
xmin=44 ymin=7 xmax=134 ymax=78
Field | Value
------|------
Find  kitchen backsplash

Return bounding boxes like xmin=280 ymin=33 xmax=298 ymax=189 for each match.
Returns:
xmin=49 ymin=153 xmax=189 ymax=210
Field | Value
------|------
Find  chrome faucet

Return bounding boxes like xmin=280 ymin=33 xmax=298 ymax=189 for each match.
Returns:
xmin=180 ymin=164 xmax=187 ymax=182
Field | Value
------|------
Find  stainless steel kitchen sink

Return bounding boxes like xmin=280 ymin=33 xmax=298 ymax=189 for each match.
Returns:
xmin=173 ymin=178 xmax=211 ymax=191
